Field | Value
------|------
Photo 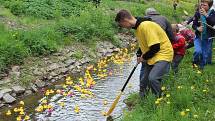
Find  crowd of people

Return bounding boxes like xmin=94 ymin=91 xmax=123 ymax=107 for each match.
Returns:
xmin=115 ymin=0 xmax=215 ymax=98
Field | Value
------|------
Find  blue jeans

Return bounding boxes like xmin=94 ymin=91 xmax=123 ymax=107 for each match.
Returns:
xmin=193 ymin=37 xmax=213 ymax=69
xmin=140 ymin=62 xmax=145 ymax=80
xmin=207 ymin=38 xmax=213 ymax=64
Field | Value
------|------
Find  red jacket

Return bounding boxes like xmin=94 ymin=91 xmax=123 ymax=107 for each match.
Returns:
xmin=179 ymin=29 xmax=195 ymax=43
xmin=172 ymin=33 xmax=186 ymax=56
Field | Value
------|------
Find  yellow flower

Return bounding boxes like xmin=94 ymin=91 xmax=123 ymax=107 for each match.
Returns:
xmin=6 ymin=110 xmax=12 ymax=116
xmin=177 ymin=86 xmax=183 ymax=89
xmin=161 ymin=86 xmax=166 ymax=91
xmin=197 ymin=70 xmax=202 ymax=74
xmin=35 ymin=106 xmax=43 ymax=112
xmin=191 ymin=86 xmax=195 ymax=90
xmin=166 ymin=94 xmax=170 ymax=98
xmin=203 ymin=89 xmax=207 ymax=93
xmin=56 ymin=89 xmax=61 ymax=94
xmin=155 ymin=100 xmax=160 ymax=105
xmin=193 ymin=114 xmax=198 ymax=118
xmin=193 ymin=64 xmax=198 ymax=68
xmin=205 ymin=80 xmax=209 ymax=83
xmin=19 ymin=101 xmax=25 ymax=105
xmin=186 ymin=109 xmax=190 ymax=112
xmin=167 ymin=101 xmax=171 ymax=104
xmin=180 ymin=111 xmax=186 ymax=116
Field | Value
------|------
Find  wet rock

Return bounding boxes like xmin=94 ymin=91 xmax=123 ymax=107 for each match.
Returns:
xmin=0 ymin=103 xmax=5 ymax=108
xmin=0 ymin=88 xmax=12 ymax=95
xmin=0 ymin=92 xmax=3 ymax=99
xmin=30 ymin=84 xmax=38 ymax=92
xmin=35 ymin=80 xmax=46 ymax=88
xmin=11 ymin=93 xmax=16 ymax=97
xmin=24 ymin=90 xmax=32 ymax=96
xmin=65 ymin=59 xmax=75 ymax=66
xmin=12 ymin=86 xmax=25 ymax=94
xmin=3 ymin=93 xmax=16 ymax=103
xmin=47 ymin=63 xmax=60 ymax=71
xmin=113 ymin=48 xmax=120 ymax=52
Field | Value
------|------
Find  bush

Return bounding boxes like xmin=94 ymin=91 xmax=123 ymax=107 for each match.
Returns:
xmin=17 ymin=27 xmax=63 ymax=55
xmin=1 ymin=0 xmax=89 ymax=19
xmin=0 ymin=24 xmax=28 ymax=71
xmin=56 ymin=7 xmax=117 ymax=43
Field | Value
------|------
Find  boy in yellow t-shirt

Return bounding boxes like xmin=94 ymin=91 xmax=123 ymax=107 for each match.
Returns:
xmin=115 ymin=10 xmax=173 ymax=97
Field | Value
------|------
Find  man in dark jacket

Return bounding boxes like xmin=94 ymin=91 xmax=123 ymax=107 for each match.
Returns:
xmin=137 ymin=8 xmax=174 ymax=80
xmin=192 ymin=0 xmax=215 ymax=69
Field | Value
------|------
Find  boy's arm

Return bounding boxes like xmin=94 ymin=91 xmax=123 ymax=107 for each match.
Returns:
xmin=172 ymin=38 xmax=185 ymax=49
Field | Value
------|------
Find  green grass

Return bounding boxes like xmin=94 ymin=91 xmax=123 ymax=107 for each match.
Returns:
xmin=122 ymin=49 xmax=215 ymax=121
xmin=0 ymin=0 xmax=195 ymax=75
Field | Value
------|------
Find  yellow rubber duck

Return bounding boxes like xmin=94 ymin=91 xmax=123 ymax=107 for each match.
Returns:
xmin=6 ymin=110 xmax=12 ymax=116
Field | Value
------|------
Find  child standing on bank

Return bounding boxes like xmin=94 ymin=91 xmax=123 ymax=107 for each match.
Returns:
xmin=171 ymin=24 xmax=186 ymax=73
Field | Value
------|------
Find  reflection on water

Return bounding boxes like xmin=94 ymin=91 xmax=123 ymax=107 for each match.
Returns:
xmin=35 ymin=56 xmax=141 ymax=121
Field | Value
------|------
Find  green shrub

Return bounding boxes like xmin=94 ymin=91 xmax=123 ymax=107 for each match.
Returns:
xmin=0 ymin=24 xmax=28 ymax=71
xmin=17 ymin=27 xmax=62 ymax=55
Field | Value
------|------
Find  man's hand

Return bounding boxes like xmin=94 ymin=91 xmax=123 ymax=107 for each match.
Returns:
xmin=197 ymin=26 xmax=203 ymax=32
xmin=137 ymin=57 xmax=144 ymax=64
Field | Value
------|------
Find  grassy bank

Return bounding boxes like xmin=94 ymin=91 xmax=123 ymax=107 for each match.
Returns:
xmin=0 ymin=0 xmax=194 ymax=77
xmin=122 ymin=49 xmax=215 ymax=121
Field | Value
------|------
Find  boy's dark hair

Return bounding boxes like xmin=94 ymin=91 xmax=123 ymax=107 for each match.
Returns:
xmin=201 ymin=0 xmax=214 ymax=8
xmin=115 ymin=9 xmax=132 ymax=22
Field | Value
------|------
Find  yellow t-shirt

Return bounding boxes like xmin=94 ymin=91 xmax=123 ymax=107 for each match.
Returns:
xmin=135 ymin=21 xmax=173 ymax=65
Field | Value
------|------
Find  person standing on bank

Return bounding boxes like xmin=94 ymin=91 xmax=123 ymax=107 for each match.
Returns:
xmin=192 ymin=0 xmax=215 ymax=69
xmin=115 ymin=10 xmax=173 ymax=98
xmin=136 ymin=8 xmax=174 ymax=81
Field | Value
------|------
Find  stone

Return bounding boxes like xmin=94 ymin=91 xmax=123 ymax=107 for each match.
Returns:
xmin=3 ymin=93 xmax=16 ymax=104
xmin=0 ymin=103 xmax=5 ymax=108
xmin=24 ymin=90 xmax=32 ymax=96
xmin=12 ymin=86 xmax=25 ymax=94
xmin=0 ymin=77 xmax=12 ymax=85
xmin=11 ymin=66 xmax=20 ymax=72
xmin=47 ymin=63 xmax=60 ymax=71
xmin=113 ymin=48 xmax=120 ymax=52
xmin=11 ymin=93 xmax=16 ymax=97
xmin=30 ymin=84 xmax=38 ymax=92
xmin=65 ymin=59 xmax=75 ymax=66
xmin=0 ymin=88 xmax=12 ymax=95
xmin=34 ymin=80 xmax=46 ymax=88
xmin=0 ymin=92 xmax=3 ymax=99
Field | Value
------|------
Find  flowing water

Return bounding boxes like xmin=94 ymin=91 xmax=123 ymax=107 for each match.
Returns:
xmin=34 ymin=56 xmax=140 ymax=121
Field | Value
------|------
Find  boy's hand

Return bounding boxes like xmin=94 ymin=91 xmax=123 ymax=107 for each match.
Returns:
xmin=137 ymin=57 xmax=144 ymax=64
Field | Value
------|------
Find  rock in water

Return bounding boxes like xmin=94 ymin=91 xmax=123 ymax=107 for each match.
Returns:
xmin=3 ymin=93 xmax=16 ymax=103
xmin=12 ymin=86 xmax=25 ymax=94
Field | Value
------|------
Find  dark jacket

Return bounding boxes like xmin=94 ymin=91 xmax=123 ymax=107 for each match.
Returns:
xmin=192 ymin=9 xmax=215 ymax=38
xmin=146 ymin=14 xmax=175 ymax=42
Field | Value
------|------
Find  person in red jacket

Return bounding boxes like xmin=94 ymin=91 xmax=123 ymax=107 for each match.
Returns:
xmin=171 ymin=24 xmax=186 ymax=73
